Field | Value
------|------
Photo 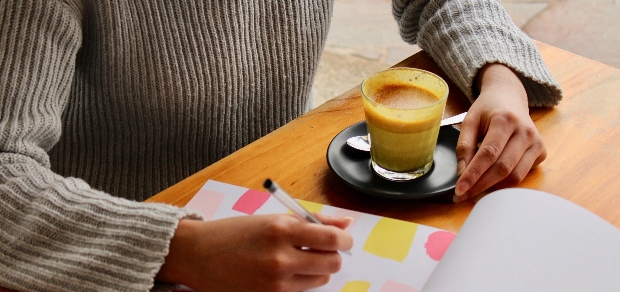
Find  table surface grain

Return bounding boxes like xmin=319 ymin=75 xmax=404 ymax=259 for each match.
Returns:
xmin=147 ymin=41 xmax=620 ymax=233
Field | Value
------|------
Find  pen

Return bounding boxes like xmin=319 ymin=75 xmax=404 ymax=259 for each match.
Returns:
xmin=263 ymin=179 xmax=352 ymax=255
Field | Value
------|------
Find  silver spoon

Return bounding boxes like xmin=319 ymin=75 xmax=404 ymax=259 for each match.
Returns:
xmin=346 ymin=112 xmax=467 ymax=152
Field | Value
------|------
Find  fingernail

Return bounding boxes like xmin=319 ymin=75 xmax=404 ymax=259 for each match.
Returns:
xmin=344 ymin=217 xmax=354 ymax=223
xmin=456 ymin=160 xmax=466 ymax=176
xmin=455 ymin=181 xmax=469 ymax=196
xmin=453 ymin=195 xmax=461 ymax=203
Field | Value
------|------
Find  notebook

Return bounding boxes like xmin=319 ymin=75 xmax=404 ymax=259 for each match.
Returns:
xmin=181 ymin=180 xmax=620 ymax=292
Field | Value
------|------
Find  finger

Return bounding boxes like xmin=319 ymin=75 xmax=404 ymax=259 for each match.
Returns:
xmin=454 ymin=148 xmax=539 ymax=204
xmin=495 ymin=141 xmax=547 ymax=188
xmin=455 ymin=114 xmax=482 ymax=175
xmin=314 ymin=213 xmax=353 ymax=229
xmin=460 ymin=132 xmax=530 ymax=198
xmin=288 ymin=249 xmax=343 ymax=275
xmin=455 ymin=121 xmax=513 ymax=196
xmin=454 ymin=135 xmax=545 ymax=203
xmin=287 ymin=274 xmax=331 ymax=291
xmin=262 ymin=272 xmax=331 ymax=292
xmin=291 ymin=222 xmax=353 ymax=253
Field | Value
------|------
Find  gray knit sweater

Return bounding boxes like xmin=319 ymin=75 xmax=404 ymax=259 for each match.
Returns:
xmin=0 ymin=0 xmax=561 ymax=291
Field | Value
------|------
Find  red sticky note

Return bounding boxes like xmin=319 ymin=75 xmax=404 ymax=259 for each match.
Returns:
xmin=232 ymin=189 xmax=271 ymax=215
xmin=184 ymin=189 xmax=225 ymax=221
xmin=424 ymin=230 xmax=457 ymax=261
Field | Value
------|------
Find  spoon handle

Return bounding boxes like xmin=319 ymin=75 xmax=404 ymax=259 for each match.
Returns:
xmin=440 ymin=112 xmax=467 ymax=127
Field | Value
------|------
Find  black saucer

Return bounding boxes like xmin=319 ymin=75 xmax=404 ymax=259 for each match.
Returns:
xmin=326 ymin=121 xmax=459 ymax=201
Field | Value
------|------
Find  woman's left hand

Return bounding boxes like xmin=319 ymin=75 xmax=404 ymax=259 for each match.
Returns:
xmin=453 ymin=63 xmax=547 ymax=203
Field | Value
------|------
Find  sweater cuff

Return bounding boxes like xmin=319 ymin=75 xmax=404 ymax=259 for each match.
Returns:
xmin=0 ymin=154 xmax=204 ymax=291
xmin=398 ymin=0 xmax=563 ymax=107
xmin=142 ymin=204 xmax=204 ymax=291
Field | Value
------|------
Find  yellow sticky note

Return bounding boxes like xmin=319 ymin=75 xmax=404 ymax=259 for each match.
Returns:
xmin=363 ymin=217 xmax=418 ymax=262
xmin=341 ymin=280 xmax=371 ymax=292
xmin=294 ymin=200 xmax=324 ymax=214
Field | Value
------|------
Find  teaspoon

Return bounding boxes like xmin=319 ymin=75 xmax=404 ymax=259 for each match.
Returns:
xmin=346 ymin=112 xmax=467 ymax=152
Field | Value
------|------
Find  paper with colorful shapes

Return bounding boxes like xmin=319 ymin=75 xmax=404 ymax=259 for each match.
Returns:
xmin=182 ymin=180 xmax=456 ymax=292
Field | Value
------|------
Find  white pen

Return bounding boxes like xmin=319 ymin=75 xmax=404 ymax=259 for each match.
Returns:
xmin=263 ymin=179 xmax=352 ymax=255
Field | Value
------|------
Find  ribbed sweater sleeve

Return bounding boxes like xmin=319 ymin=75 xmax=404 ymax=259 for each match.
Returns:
xmin=393 ymin=0 xmax=563 ymax=106
xmin=0 ymin=1 xmax=201 ymax=291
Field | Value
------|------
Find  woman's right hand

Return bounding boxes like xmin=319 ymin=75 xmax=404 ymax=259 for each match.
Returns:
xmin=156 ymin=214 xmax=353 ymax=292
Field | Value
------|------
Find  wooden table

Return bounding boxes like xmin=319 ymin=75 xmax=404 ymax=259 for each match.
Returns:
xmin=147 ymin=41 xmax=620 ymax=233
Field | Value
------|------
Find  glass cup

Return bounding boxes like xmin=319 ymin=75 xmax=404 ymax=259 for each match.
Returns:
xmin=361 ymin=68 xmax=449 ymax=181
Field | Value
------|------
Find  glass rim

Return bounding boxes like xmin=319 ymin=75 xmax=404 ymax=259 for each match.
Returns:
xmin=361 ymin=67 xmax=449 ymax=110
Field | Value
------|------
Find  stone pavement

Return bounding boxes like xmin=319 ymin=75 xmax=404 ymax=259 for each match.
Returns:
xmin=312 ymin=0 xmax=620 ymax=107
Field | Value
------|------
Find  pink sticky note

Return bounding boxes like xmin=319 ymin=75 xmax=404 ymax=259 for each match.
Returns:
xmin=185 ymin=189 xmax=225 ymax=221
xmin=333 ymin=209 xmax=362 ymax=232
xmin=380 ymin=280 xmax=419 ymax=292
xmin=232 ymin=189 xmax=271 ymax=215
xmin=424 ymin=230 xmax=457 ymax=261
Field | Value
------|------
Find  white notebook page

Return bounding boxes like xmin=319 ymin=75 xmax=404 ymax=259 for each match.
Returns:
xmin=422 ymin=188 xmax=620 ymax=292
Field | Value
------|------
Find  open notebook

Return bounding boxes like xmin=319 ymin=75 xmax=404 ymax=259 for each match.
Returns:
xmin=181 ymin=180 xmax=620 ymax=291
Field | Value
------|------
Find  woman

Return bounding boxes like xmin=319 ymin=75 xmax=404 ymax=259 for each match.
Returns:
xmin=0 ymin=0 xmax=561 ymax=291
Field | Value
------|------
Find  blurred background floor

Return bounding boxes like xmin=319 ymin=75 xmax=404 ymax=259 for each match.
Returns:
xmin=312 ymin=0 xmax=620 ymax=107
